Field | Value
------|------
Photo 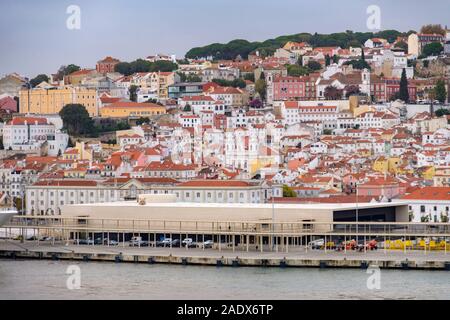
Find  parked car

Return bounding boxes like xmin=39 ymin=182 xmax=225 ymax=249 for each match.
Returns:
xmin=363 ymin=239 xmax=378 ymax=251
xmin=156 ymin=238 xmax=173 ymax=247
xmin=104 ymin=239 xmax=119 ymax=246
xmin=336 ymin=239 xmax=358 ymax=251
xmin=199 ymin=240 xmax=214 ymax=249
xmin=171 ymin=239 xmax=181 ymax=247
xmin=129 ymin=236 xmax=148 ymax=247
xmin=182 ymin=238 xmax=193 ymax=247
xmin=77 ymin=238 xmax=94 ymax=245
xmin=129 ymin=237 xmax=149 ymax=247
xmin=308 ymin=239 xmax=324 ymax=250
xmin=26 ymin=236 xmax=38 ymax=241
xmin=182 ymin=238 xmax=198 ymax=248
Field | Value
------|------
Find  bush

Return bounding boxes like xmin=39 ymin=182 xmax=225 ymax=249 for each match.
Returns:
xmin=282 ymin=185 xmax=297 ymax=198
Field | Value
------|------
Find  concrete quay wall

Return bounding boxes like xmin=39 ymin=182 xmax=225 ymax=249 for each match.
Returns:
xmin=1 ymin=246 xmax=449 ymax=270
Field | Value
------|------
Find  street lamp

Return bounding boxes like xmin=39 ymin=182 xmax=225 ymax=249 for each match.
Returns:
xmin=355 ymin=180 xmax=359 ymax=244
xmin=271 ymin=185 xmax=277 ymax=251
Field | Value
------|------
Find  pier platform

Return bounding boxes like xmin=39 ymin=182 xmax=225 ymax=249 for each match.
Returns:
xmin=1 ymin=241 xmax=449 ymax=270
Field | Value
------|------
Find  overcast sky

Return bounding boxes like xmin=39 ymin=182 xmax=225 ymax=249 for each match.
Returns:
xmin=0 ymin=0 xmax=448 ymax=77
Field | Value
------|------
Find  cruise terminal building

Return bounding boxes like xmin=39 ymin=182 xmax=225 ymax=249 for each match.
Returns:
xmin=61 ymin=194 xmax=409 ymax=222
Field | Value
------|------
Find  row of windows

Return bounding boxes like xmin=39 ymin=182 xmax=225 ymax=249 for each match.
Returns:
xmin=418 ymin=205 xmax=450 ymax=213
xmin=180 ymin=191 xmax=252 ymax=199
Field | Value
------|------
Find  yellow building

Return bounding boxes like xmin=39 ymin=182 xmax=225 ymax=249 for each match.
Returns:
xmin=100 ymin=101 xmax=166 ymax=118
xmin=62 ymin=142 xmax=93 ymax=161
xmin=62 ymin=148 xmax=81 ymax=161
xmin=130 ymin=72 xmax=178 ymax=99
xmin=373 ymin=156 xmax=402 ymax=174
xmin=373 ymin=156 xmax=388 ymax=173
xmin=20 ymin=85 xmax=99 ymax=116
xmin=433 ymin=166 xmax=450 ymax=186
xmin=420 ymin=166 xmax=436 ymax=180
xmin=387 ymin=157 xmax=402 ymax=174
xmin=158 ymin=72 xmax=177 ymax=99
xmin=381 ymin=130 xmax=395 ymax=141
xmin=63 ymin=167 xmax=87 ymax=179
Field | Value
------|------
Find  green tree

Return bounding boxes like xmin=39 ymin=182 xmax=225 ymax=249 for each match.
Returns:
xmin=399 ymin=68 xmax=409 ymax=103
xmin=255 ymin=79 xmax=267 ymax=101
xmin=212 ymin=78 xmax=246 ymax=88
xmin=324 ymin=86 xmax=343 ymax=100
xmin=231 ymin=78 xmax=246 ymax=88
xmin=186 ymin=74 xmax=202 ymax=82
xmin=243 ymin=73 xmax=255 ymax=82
xmin=345 ymin=85 xmax=361 ymax=98
xmin=129 ymin=85 xmax=138 ymax=102
xmin=183 ymin=104 xmax=192 ymax=112
xmin=287 ymin=64 xmax=310 ymax=77
xmin=185 ymin=30 xmax=411 ymax=60
xmin=29 ymin=74 xmax=49 ymax=87
xmin=434 ymin=79 xmax=447 ymax=104
xmin=65 ymin=64 xmax=81 ymax=75
xmin=259 ymin=71 xmax=265 ymax=80
xmin=307 ymin=60 xmax=322 ymax=71
xmin=59 ymin=104 xmax=95 ymax=136
xmin=136 ymin=117 xmax=150 ymax=125
xmin=420 ymin=24 xmax=446 ymax=36
xmin=55 ymin=64 xmax=81 ymax=81
xmin=435 ymin=109 xmax=450 ymax=117
xmin=115 ymin=62 xmax=132 ymax=75
xmin=325 ymin=55 xmax=331 ymax=66
xmin=332 ymin=55 xmax=339 ymax=64
xmin=282 ymin=185 xmax=297 ymax=198
xmin=14 ymin=196 xmax=26 ymax=214
xmin=115 ymin=59 xmax=178 ymax=76
xmin=67 ymin=137 xmax=75 ymax=148
xmin=394 ymin=41 xmax=408 ymax=51
xmin=422 ymin=42 xmax=443 ymax=57
xmin=343 ymin=59 xmax=371 ymax=70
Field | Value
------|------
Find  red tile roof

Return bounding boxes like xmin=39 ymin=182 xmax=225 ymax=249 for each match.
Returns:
xmin=401 ymin=187 xmax=450 ymax=201
xmin=105 ymin=101 xmax=165 ymax=109
xmin=33 ymin=180 xmax=98 ymax=187
xmin=177 ymin=180 xmax=251 ymax=187
xmin=8 ymin=117 xmax=48 ymax=126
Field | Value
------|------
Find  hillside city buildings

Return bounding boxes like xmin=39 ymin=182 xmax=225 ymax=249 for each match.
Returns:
xmin=1 ymin=29 xmax=450 ymax=223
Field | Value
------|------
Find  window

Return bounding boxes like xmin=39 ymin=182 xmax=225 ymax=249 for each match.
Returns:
xmin=420 ymin=205 xmax=425 ymax=213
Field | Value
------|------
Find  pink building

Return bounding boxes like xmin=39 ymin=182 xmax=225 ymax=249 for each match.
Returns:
xmin=0 ymin=96 xmax=17 ymax=113
xmin=96 ymin=56 xmax=120 ymax=74
xmin=357 ymin=177 xmax=400 ymax=199
xmin=272 ymin=75 xmax=316 ymax=101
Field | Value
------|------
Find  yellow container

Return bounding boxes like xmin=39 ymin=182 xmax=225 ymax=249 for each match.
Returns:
xmin=429 ymin=241 xmax=436 ymax=250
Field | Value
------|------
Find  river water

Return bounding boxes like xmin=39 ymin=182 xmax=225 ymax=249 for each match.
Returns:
xmin=0 ymin=260 xmax=449 ymax=300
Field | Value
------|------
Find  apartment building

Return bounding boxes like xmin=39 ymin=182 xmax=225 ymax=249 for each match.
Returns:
xmin=100 ymin=101 xmax=166 ymax=118
xmin=19 ymin=86 xmax=99 ymax=116
xmin=2 ymin=116 xmax=68 ymax=156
